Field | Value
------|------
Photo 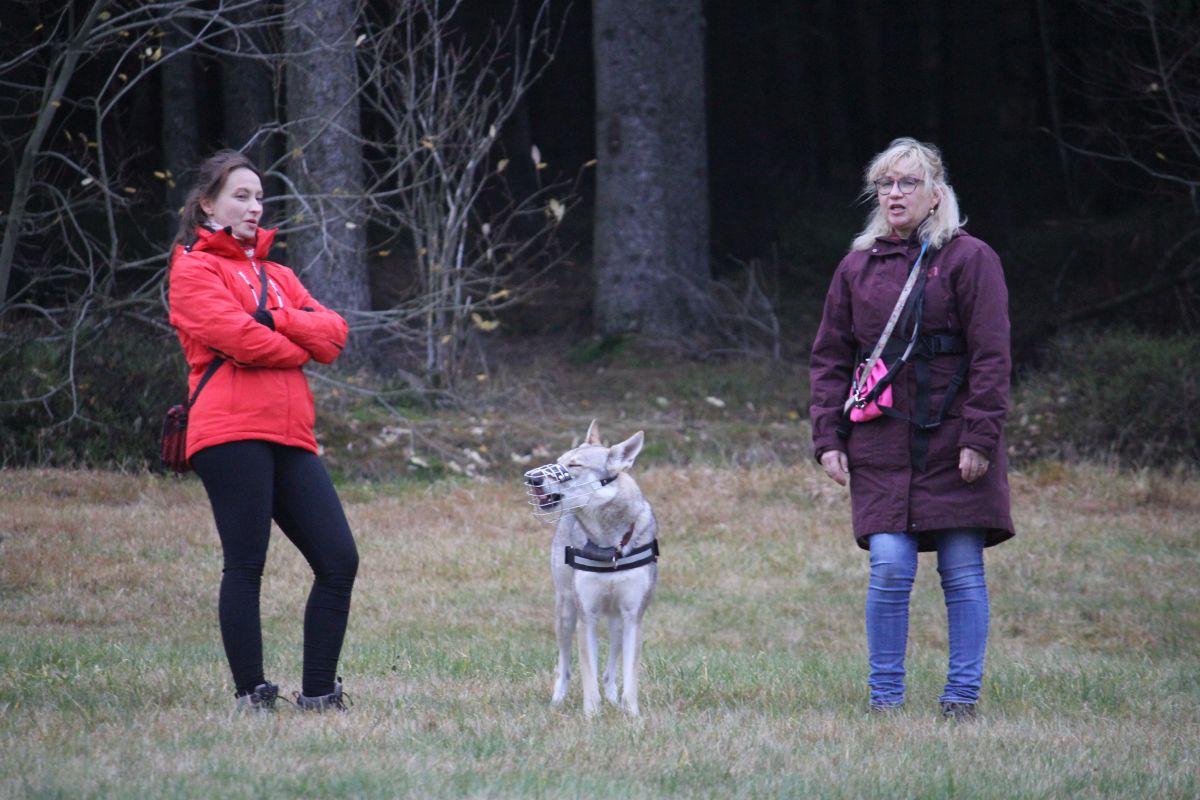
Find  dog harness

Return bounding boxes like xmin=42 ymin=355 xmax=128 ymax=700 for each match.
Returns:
xmin=566 ymin=539 xmax=659 ymax=572
xmin=565 ymin=522 xmax=660 ymax=572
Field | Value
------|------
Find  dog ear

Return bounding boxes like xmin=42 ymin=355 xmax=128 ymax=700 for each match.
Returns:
xmin=585 ymin=419 xmax=602 ymax=446
xmin=607 ymin=431 xmax=644 ymax=473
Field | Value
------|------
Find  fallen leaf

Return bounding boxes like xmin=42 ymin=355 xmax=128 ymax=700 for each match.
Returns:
xmin=471 ymin=312 xmax=500 ymax=332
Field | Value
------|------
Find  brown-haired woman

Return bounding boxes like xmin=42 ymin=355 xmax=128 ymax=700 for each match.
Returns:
xmin=168 ymin=150 xmax=358 ymax=712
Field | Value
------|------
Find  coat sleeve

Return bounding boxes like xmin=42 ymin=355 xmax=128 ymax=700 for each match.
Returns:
xmin=953 ymin=241 xmax=1011 ymax=460
xmin=169 ymin=253 xmax=311 ymax=368
xmin=809 ymin=258 xmax=856 ymax=460
xmin=268 ymin=267 xmax=349 ymax=365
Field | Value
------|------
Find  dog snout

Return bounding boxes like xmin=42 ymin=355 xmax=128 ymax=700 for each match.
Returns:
xmin=528 ymin=474 xmax=544 ymax=487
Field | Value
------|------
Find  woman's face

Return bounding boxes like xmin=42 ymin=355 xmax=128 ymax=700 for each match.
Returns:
xmin=201 ymin=167 xmax=263 ymax=242
xmin=877 ymin=155 xmax=940 ymax=240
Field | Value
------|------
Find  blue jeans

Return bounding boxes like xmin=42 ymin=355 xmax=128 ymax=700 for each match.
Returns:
xmin=866 ymin=529 xmax=989 ymax=707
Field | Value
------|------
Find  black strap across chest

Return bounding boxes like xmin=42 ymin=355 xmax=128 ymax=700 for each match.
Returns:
xmin=837 ymin=249 xmax=971 ymax=471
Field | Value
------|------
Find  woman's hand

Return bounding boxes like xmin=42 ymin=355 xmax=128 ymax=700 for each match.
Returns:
xmin=820 ymin=450 xmax=849 ymax=486
xmin=252 ymin=309 xmax=274 ymax=330
xmin=959 ymin=447 xmax=989 ymax=483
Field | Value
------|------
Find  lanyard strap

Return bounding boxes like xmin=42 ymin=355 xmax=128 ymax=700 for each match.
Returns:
xmin=240 ymin=260 xmax=271 ymax=312
xmin=844 ymin=240 xmax=929 ymax=414
xmin=253 ymin=259 xmax=268 ymax=312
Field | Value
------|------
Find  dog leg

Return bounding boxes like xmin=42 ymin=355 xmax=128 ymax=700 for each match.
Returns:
xmin=552 ymin=594 xmax=575 ymax=706
xmin=620 ymin=610 xmax=645 ymax=717
xmin=577 ymin=609 xmax=602 ymax=717
xmin=603 ymin=614 xmax=622 ymax=706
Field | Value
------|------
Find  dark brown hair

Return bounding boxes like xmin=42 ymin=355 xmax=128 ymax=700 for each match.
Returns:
xmin=170 ymin=150 xmax=263 ymax=259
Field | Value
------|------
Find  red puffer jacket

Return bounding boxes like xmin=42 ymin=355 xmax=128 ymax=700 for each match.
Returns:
xmin=168 ymin=226 xmax=349 ymax=459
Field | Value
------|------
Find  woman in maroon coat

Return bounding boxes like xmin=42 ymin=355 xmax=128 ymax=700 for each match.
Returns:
xmin=810 ymin=137 xmax=1014 ymax=719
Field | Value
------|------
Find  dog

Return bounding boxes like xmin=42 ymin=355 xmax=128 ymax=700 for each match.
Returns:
xmin=524 ymin=420 xmax=659 ymax=717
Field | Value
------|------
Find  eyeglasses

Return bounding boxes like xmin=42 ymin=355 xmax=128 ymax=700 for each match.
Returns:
xmin=874 ymin=176 xmax=924 ymax=195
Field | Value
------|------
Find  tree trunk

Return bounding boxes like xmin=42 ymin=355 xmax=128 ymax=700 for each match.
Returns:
xmin=592 ymin=0 xmax=712 ymax=342
xmin=0 ymin=1 xmax=104 ymax=305
xmin=283 ymin=0 xmax=370 ymax=322
xmin=160 ymin=18 xmax=201 ymax=231
xmin=221 ymin=4 xmax=277 ymax=165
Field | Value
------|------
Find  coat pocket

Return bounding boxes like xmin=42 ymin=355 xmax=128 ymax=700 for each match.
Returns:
xmin=846 ymin=417 xmax=909 ymax=469
xmin=923 ymin=415 xmax=963 ymax=465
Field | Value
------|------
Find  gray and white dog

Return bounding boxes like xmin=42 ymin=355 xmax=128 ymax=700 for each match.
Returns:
xmin=524 ymin=420 xmax=659 ymax=717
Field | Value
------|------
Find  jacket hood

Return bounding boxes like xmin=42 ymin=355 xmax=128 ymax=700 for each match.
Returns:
xmin=188 ymin=225 xmax=278 ymax=260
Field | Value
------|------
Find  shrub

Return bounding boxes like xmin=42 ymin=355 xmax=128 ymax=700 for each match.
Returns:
xmin=1009 ymin=329 xmax=1199 ymax=467
xmin=0 ymin=317 xmax=184 ymax=469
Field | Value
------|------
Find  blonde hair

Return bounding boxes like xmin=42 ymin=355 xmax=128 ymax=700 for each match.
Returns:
xmin=851 ymin=137 xmax=964 ymax=251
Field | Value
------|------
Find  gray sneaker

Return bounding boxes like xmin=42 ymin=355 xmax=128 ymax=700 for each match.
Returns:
xmin=294 ymin=677 xmax=350 ymax=713
xmin=234 ymin=681 xmax=280 ymax=712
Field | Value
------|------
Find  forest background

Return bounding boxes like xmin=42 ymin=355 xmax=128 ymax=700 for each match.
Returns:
xmin=0 ymin=0 xmax=1197 ymax=471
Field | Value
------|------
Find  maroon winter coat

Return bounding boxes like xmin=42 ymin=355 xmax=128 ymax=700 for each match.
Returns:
xmin=809 ymin=232 xmax=1015 ymax=551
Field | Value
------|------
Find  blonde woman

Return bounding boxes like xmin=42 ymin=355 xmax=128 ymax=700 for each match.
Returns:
xmin=809 ymin=137 xmax=1014 ymax=719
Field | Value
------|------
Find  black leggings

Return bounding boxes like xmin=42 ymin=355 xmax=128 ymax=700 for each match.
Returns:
xmin=192 ymin=440 xmax=358 ymax=697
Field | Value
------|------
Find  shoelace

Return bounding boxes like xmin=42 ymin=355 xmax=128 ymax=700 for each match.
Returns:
xmin=293 ymin=685 xmax=352 ymax=712
xmin=326 ymin=690 xmax=351 ymax=712
xmin=252 ymin=685 xmax=278 ymax=710
xmin=237 ymin=682 xmax=292 ymax=712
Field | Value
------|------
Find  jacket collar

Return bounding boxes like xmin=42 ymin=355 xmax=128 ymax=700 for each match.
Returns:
xmin=869 ymin=236 xmax=915 ymax=257
xmin=189 ymin=225 xmax=277 ymax=260
xmin=871 ymin=230 xmax=965 ymax=256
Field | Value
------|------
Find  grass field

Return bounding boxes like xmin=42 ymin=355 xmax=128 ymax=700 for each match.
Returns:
xmin=1 ymin=455 xmax=1198 ymax=798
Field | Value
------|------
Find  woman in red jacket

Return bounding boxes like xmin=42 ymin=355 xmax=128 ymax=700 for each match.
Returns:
xmin=809 ymin=138 xmax=1014 ymax=720
xmin=169 ymin=151 xmax=357 ymax=712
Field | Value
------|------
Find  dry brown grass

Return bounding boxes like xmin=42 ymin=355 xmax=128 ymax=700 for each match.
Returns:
xmin=1 ymin=460 xmax=1198 ymax=798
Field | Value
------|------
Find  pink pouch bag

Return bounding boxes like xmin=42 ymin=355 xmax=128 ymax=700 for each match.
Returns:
xmin=848 ymin=358 xmax=892 ymax=422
